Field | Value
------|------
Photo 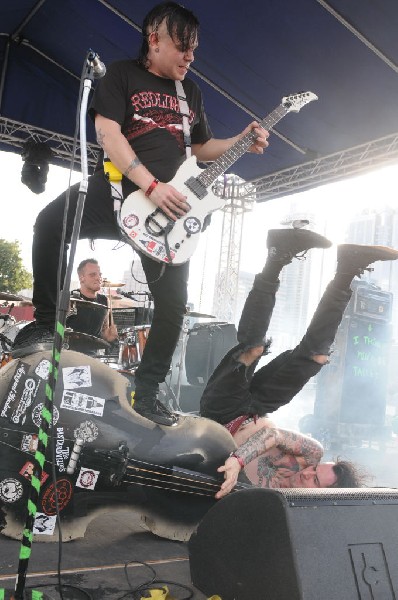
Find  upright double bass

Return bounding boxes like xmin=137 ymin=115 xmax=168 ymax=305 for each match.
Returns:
xmin=0 ymin=350 xmax=247 ymax=542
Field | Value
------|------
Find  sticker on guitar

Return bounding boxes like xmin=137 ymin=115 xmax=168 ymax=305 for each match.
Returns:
xmin=120 ymin=91 xmax=318 ymax=265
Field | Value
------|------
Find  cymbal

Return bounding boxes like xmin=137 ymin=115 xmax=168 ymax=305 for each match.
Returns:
xmin=0 ymin=292 xmax=25 ymax=301
xmin=69 ymin=298 xmax=108 ymax=312
xmin=185 ymin=310 xmax=216 ymax=319
xmin=102 ymin=281 xmax=126 ymax=288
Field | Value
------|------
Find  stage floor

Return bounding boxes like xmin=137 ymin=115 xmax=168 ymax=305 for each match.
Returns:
xmin=0 ymin=510 xmax=207 ymax=599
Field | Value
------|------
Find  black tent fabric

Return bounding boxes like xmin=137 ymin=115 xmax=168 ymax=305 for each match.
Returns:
xmin=1 ymin=0 xmax=398 ymax=187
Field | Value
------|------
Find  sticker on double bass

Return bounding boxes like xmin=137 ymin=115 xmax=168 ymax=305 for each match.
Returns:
xmin=76 ymin=467 xmax=100 ymax=490
xmin=60 ymin=390 xmax=105 ymax=417
xmin=62 ymin=365 xmax=92 ymax=389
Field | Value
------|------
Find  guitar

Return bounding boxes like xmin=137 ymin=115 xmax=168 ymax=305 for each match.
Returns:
xmin=119 ymin=91 xmax=318 ymax=265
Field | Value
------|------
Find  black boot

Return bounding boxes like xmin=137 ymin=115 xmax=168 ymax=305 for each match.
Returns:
xmin=266 ymin=228 xmax=332 ymax=264
xmin=337 ymin=243 xmax=398 ymax=276
xmin=133 ymin=385 xmax=177 ymax=427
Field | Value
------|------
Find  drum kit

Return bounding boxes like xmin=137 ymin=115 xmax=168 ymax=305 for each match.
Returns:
xmin=0 ymin=287 xmax=220 ymax=409
xmin=0 ymin=292 xmax=32 ymax=367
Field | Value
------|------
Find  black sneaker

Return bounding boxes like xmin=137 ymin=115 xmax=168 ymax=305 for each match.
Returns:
xmin=267 ymin=229 xmax=332 ymax=263
xmin=12 ymin=321 xmax=54 ymax=358
xmin=133 ymin=394 xmax=178 ymax=426
xmin=337 ymin=243 xmax=398 ymax=275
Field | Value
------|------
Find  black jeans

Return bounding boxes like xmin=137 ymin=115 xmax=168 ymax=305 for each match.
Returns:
xmin=32 ymin=171 xmax=189 ymax=388
xmin=200 ymin=274 xmax=352 ymax=424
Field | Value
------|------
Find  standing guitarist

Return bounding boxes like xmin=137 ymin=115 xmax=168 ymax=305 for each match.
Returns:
xmin=12 ymin=2 xmax=268 ymax=426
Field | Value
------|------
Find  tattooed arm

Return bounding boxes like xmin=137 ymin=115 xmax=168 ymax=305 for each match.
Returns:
xmin=216 ymin=426 xmax=324 ymax=499
xmin=95 ymin=114 xmax=188 ymax=221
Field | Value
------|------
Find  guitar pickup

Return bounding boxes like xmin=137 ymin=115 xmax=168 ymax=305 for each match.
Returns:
xmin=185 ymin=177 xmax=207 ymax=199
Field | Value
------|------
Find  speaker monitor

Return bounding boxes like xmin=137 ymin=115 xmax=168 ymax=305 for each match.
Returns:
xmin=189 ymin=487 xmax=398 ymax=600
xmin=185 ymin=323 xmax=237 ymax=386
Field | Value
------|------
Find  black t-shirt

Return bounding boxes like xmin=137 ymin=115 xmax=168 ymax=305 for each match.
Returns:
xmin=89 ymin=60 xmax=213 ymax=195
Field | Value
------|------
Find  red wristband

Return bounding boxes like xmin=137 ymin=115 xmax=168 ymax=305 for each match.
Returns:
xmin=230 ymin=452 xmax=245 ymax=469
xmin=145 ymin=178 xmax=159 ymax=197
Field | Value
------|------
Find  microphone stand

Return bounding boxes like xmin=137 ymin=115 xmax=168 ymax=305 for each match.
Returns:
xmin=12 ymin=54 xmax=97 ymax=600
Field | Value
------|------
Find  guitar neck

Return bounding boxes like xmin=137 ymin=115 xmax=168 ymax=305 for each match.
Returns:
xmin=197 ymin=103 xmax=290 ymax=189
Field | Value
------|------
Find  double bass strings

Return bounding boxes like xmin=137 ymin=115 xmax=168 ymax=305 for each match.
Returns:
xmin=123 ymin=457 xmax=250 ymax=497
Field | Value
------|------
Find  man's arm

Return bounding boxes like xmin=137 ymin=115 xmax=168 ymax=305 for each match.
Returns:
xmin=95 ymin=114 xmax=188 ymax=221
xmin=216 ymin=426 xmax=324 ymax=499
xmin=100 ymin=312 xmax=118 ymax=343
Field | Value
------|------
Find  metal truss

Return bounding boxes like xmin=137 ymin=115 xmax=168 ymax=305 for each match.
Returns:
xmin=0 ymin=117 xmax=100 ymax=169
xmin=243 ymin=132 xmax=398 ymax=202
xmin=212 ymin=176 xmax=255 ymax=322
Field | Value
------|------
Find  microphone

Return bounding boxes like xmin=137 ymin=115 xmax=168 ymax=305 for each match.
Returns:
xmin=87 ymin=50 xmax=106 ymax=79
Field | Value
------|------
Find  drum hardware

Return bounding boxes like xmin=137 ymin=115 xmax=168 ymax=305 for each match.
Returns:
xmin=164 ymin=316 xmax=193 ymax=412
xmin=118 ymin=325 xmax=151 ymax=370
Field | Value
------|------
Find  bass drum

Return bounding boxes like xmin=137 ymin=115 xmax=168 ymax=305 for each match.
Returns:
xmin=0 ymin=350 xmax=240 ymax=543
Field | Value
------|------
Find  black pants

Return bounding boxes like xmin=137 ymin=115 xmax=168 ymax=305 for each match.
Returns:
xmin=32 ymin=171 xmax=189 ymax=388
xmin=200 ymin=274 xmax=352 ymax=424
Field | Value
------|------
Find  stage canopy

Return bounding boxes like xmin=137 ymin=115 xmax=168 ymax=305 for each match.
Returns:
xmin=1 ymin=0 xmax=398 ymax=200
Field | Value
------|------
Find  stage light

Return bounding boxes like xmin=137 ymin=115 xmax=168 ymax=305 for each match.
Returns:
xmin=21 ymin=140 xmax=53 ymax=194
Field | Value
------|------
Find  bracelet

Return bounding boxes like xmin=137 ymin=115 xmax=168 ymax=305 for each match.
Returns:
xmin=229 ymin=452 xmax=245 ymax=469
xmin=145 ymin=178 xmax=159 ymax=197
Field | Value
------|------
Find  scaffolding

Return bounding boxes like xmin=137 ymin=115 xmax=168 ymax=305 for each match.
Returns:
xmin=212 ymin=175 xmax=255 ymax=323
xmin=0 ymin=117 xmax=99 ymax=170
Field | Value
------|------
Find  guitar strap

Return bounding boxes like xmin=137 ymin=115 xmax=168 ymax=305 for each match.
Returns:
xmin=102 ymin=153 xmax=128 ymax=245
xmin=175 ymin=80 xmax=191 ymax=159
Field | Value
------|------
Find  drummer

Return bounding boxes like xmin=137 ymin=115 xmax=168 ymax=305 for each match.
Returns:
xmin=67 ymin=259 xmax=118 ymax=352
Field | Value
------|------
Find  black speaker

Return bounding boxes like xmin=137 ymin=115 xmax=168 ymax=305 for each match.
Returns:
xmin=185 ymin=323 xmax=237 ymax=385
xmin=189 ymin=487 xmax=398 ymax=600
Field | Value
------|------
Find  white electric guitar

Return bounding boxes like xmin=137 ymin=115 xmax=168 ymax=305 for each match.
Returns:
xmin=119 ymin=91 xmax=318 ymax=265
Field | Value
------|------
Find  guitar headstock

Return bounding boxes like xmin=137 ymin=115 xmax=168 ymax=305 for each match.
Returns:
xmin=281 ymin=91 xmax=318 ymax=113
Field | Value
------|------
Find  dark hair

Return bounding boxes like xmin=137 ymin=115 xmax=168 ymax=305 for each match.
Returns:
xmin=77 ymin=258 xmax=99 ymax=276
xmin=330 ymin=458 xmax=370 ymax=488
xmin=138 ymin=2 xmax=199 ymax=68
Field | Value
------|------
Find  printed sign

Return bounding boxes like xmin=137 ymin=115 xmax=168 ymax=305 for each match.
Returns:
xmin=55 ymin=427 xmax=70 ymax=472
xmin=19 ymin=461 xmax=49 ymax=486
xmin=123 ymin=213 xmax=139 ymax=229
xmin=76 ymin=467 xmax=100 ymax=490
xmin=21 ymin=433 xmax=38 ymax=453
xmin=60 ymin=391 xmax=105 ymax=417
xmin=62 ymin=365 xmax=92 ymax=389
xmin=74 ymin=420 xmax=99 ymax=443
xmin=41 ymin=478 xmax=73 ymax=515
xmin=31 ymin=403 xmax=60 ymax=429
xmin=10 ymin=376 xmax=41 ymax=425
xmin=0 ymin=478 xmax=23 ymax=503
xmin=0 ymin=361 xmax=29 ymax=420
xmin=33 ymin=512 xmax=57 ymax=535
xmin=35 ymin=358 xmax=51 ymax=380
